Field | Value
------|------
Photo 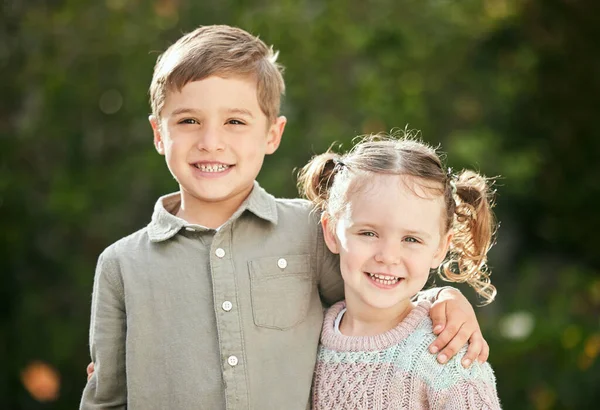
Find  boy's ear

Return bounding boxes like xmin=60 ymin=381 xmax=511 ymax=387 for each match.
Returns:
xmin=149 ymin=115 xmax=165 ymax=155
xmin=321 ymin=213 xmax=340 ymax=254
xmin=265 ymin=115 xmax=287 ymax=155
xmin=431 ymin=232 xmax=453 ymax=269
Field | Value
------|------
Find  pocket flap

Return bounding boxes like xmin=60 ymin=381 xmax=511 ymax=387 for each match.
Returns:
xmin=249 ymin=254 xmax=311 ymax=279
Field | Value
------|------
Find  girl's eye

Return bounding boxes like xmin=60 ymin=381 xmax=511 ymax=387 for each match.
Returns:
xmin=227 ymin=119 xmax=245 ymax=125
xmin=360 ymin=231 xmax=377 ymax=237
xmin=404 ymin=237 xmax=420 ymax=243
xmin=179 ymin=118 xmax=198 ymax=125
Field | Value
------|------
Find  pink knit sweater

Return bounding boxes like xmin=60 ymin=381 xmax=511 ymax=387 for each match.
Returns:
xmin=311 ymin=300 xmax=501 ymax=409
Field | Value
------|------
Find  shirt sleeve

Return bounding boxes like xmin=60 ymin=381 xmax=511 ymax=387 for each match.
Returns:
xmin=414 ymin=286 xmax=459 ymax=303
xmin=314 ymin=212 xmax=344 ymax=307
xmin=80 ymin=248 xmax=127 ymax=410
xmin=427 ymin=356 xmax=502 ymax=409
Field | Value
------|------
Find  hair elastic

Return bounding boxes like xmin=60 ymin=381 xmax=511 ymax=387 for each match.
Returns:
xmin=447 ymin=167 xmax=457 ymax=195
xmin=333 ymin=158 xmax=346 ymax=169
xmin=449 ymin=180 xmax=457 ymax=195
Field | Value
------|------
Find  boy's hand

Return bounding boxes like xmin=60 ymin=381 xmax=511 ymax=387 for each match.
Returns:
xmin=86 ymin=362 xmax=94 ymax=381
xmin=428 ymin=288 xmax=489 ymax=368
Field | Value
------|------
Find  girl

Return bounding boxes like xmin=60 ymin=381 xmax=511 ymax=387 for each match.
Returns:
xmin=299 ymin=133 xmax=501 ymax=409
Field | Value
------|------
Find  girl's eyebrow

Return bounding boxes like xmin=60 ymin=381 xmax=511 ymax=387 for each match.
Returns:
xmin=402 ymin=229 xmax=432 ymax=239
xmin=349 ymin=221 xmax=379 ymax=229
xmin=352 ymin=220 xmax=432 ymax=239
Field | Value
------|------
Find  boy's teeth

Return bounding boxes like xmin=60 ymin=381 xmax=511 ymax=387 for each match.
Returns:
xmin=369 ymin=273 xmax=400 ymax=285
xmin=195 ymin=164 xmax=229 ymax=172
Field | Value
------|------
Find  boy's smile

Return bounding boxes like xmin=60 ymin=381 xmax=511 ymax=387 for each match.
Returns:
xmin=190 ymin=161 xmax=231 ymax=175
xmin=150 ymin=76 xmax=286 ymax=227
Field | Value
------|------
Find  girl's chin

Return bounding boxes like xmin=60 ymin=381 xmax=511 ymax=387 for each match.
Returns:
xmin=360 ymin=297 xmax=412 ymax=311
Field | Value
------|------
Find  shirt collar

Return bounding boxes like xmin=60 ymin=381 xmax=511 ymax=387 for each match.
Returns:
xmin=147 ymin=181 xmax=278 ymax=242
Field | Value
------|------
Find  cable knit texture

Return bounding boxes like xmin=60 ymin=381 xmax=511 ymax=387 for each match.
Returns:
xmin=312 ymin=300 xmax=501 ymax=409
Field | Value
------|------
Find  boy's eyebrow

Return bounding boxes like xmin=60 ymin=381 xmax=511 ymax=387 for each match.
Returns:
xmin=170 ymin=107 xmax=202 ymax=117
xmin=225 ymin=108 xmax=254 ymax=118
xmin=168 ymin=107 xmax=255 ymax=118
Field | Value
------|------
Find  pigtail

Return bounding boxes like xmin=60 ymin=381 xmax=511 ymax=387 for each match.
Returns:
xmin=440 ymin=170 xmax=497 ymax=305
xmin=297 ymin=151 xmax=343 ymax=212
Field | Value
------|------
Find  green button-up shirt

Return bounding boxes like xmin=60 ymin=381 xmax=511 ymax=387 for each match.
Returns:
xmin=80 ymin=182 xmax=345 ymax=409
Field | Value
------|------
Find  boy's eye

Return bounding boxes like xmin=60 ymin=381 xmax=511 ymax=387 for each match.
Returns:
xmin=360 ymin=231 xmax=377 ymax=237
xmin=404 ymin=237 xmax=420 ymax=243
xmin=226 ymin=119 xmax=245 ymax=125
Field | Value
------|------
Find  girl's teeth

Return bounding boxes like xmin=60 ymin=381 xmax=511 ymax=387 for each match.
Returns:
xmin=369 ymin=273 xmax=399 ymax=285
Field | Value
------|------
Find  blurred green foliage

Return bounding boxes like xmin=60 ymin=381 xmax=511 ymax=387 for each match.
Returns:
xmin=2 ymin=0 xmax=599 ymax=409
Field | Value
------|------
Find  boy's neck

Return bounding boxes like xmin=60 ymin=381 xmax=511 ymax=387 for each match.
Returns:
xmin=340 ymin=295 xmax=414 ymax=337
xmin=175 ymin=186 xmax=253 ymax=229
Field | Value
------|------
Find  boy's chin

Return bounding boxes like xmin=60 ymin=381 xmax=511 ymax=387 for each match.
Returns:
xmin=181 ymin=184 xmax=254 ymax=204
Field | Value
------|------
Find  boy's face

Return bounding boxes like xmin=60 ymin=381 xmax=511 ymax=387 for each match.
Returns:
xmin=150 ymin=76 xmax=286 ymax=214
xmin=322 ymin=174 xmax=451 ymax=313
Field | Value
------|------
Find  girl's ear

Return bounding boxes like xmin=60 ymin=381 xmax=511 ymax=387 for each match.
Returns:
xmin=431 ymin=232 xmax=452 ymax=269
xmin=321 ymin=213 xmax=340 ymax=254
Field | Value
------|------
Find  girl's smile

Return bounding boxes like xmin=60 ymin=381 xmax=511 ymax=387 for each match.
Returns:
xmin=365 ymin=272 xmax=405 ymax=288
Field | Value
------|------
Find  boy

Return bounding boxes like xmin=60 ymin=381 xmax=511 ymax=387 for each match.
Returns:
xmin=80 ymin=25 xmax=488 ymax=410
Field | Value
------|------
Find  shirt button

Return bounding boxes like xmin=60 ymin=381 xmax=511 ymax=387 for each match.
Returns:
xmin=227 ymin=356 xmax=238 ymax=367
xmin=215 ymin=248 xmax=225 ymax=258
xmin=277 ymin=258 xmax=288 ymax=269
xmin=222 ymin=301 xmax=233 ymax=311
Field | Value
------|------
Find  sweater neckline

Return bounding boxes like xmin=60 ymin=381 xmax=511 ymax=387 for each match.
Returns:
xmin=320 ymin=299 xmax=432 ymax=352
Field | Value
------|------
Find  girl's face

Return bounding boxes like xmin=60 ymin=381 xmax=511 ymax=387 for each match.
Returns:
xmin=322 ymin=174 xmax=452 ymax=313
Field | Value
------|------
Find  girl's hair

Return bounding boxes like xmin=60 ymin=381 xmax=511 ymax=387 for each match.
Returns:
xmin=297 ymin=132 xmax=497 ymax=304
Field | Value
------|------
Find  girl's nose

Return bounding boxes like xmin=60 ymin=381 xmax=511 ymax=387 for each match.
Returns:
xmin=374 ymin=241 xmax=401 ymax=265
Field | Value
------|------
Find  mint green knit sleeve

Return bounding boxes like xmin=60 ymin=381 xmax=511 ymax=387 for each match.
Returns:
xmin=427 ymin=355 xmax=501 ymax=409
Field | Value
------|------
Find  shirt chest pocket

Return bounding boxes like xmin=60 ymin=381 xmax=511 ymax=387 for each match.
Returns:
xmin=248 ymin=254 xmax=313 ymax=330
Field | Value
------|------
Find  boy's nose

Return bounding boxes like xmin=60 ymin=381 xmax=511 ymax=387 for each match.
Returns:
xmin=196 ymin=128 xmax=225 ymax=152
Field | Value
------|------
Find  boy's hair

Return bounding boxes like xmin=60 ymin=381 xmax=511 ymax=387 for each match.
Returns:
xmin=150 ymin=25 xmax=285 ymax=122
xmin=297 ymin=131 xmax=498 ymax=305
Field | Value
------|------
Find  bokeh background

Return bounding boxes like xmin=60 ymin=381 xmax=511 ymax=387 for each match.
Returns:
xmin=2 ymin=0 xmax=599 ymax=408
